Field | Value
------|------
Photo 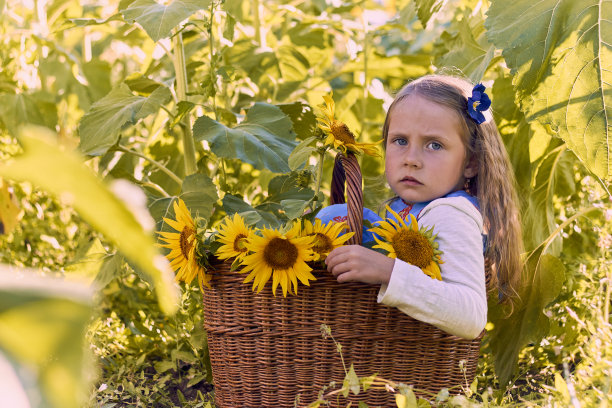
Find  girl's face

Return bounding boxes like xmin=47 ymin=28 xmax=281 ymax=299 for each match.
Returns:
xmin=385 ymin=94 xmax=477 ymax=204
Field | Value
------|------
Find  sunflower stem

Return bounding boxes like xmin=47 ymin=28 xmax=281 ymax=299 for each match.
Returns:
xmin=253 ymin=0 xmax=262 ymax=46
xmin=115 ymin=146 xmax=182 ymax=186
xmin=311 ymin=148 xmax=326 ymax=211
xmin=172 ymin=28 xmax=198 ymax=176
xmin=208 ymin=0 xmax=218 ymax=121
xmin=361 ymin=12 xmax=368 ymax=135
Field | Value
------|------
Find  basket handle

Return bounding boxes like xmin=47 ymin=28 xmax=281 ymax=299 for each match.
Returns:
xmin=329 ymin=153 xmax=363 ymax=245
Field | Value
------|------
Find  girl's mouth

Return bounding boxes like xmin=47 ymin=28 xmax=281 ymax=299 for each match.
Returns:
xmin=400 ymin=176 xmax=423 ymax=185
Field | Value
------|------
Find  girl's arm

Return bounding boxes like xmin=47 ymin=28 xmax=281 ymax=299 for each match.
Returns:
xmin=326 ymin=197 xmax=487 ymax=340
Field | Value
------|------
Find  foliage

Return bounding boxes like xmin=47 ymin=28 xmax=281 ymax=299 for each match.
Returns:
xmin=0 ymin=0 xmax=610 ymax=407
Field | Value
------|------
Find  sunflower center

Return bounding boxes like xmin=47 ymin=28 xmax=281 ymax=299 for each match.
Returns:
xmin=330 ymin=121 xmax=356 ymax=144
xmin=392 ymin=229 xmax=433 ymax=269
xmin=263 ymin=237 xmax=298 ymax=269
xmin=233 ymin=234 xmax=249 ymax=253
xmin=310 ymin=232 xmax=333 ymax=255
xmin=179 ymin=226 xmax=195 ymax=257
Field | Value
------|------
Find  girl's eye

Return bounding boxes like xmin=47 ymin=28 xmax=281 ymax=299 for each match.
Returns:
xmin=428 ymin=141 xmax=442 ymax=150
xmin=393 ymin=138 xmax=407 ymax=146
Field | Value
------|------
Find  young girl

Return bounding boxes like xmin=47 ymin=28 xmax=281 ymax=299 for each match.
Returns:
xmin=324 ymin=74 xmax=523 ymax=340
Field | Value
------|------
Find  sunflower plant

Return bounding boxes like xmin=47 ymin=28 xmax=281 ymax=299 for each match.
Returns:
xmin=369 ymin=207 xmax=444 ymax=280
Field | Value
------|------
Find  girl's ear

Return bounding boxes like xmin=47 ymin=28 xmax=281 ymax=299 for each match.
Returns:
xmin=463 ymin=155 xmax=478 ymax=178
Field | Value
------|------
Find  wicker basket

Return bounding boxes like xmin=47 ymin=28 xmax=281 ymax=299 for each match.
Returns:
xmin=203 ymin=153 xmax=485 ymax=408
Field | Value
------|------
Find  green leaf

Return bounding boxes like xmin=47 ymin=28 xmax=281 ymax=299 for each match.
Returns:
xmin=278 ymin=101 xmax=317 ymax=141
xmin=0 ymin=93 xmax=47 ymax=137
xmin=265 ymin=173 xmax=315 ymax=205
xmin=554 ymin=372 xmax=571 ymax=402
xmin=288 ymin=136 xmax=317 ymax=171
xmin=489 ymin=252 xmax=565 ymax=385
xmin=0 ymin=267 xmax=93 ymax=408
xmin=0 ymin=178 xmax=20 ymax=235
xmin=413 ymin=0 xmax=444 ymax=28
xmin=222 ymin=194 xmax=280 ymax=229
xmin=0 ymin=127 xmax=180 ymax=314
xmin=492 ymin=73 xmax=536 ymax=189
xmin=280 ymin=199 xmax=310 ymax=220
xmin=149 ymin=173 xmax=218 ymax=231
xmin=277 ymin=45 xmax=310 ymax=82
xmin=486 ymin=0 xmax=612 ymax=180
xmin=64 ymin=238 xmax=110 ymax=284
xmin=193 ymin=103 xmax=298 ymax=173
xmin=434 ymin=10 xmax=496 ymax=82
xmin=120 ymin=0 xmax=210 ymax=42
xmin=78 ymin=83 xmax=172 ymax=156
xmin=396 ymin=388 xmax=418 ymax=408
xmin=81 ymin=59 xmax=112 ymax=103
xmin=179 ymin=174 xmax=218 ymax=220
xmin=523 ymin=146 xmax=576 ymax=253
xmin=343 ymin=364 xmax=361 ymax=396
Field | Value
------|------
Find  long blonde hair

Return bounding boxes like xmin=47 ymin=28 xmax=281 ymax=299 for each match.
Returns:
xmin=382 ymin=74 xmax=523 ymax=303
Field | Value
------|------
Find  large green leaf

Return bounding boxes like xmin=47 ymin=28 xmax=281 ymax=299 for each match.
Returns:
xmin=0 ymin=266 xmax=93 ymax=408
xmin=121 ymin=0 xmax=210 ymax=42
xmin=488 ymin=252 xmax=565 ymax=385
xmin=0 ymin=127 xmax=179 ymax=314
xmin=434 ymin=9 xmax=496 ymax=82
xmin=523 ymin=146 xmax=576 ymax=253
xmin=192 ymin=103 xmax=298 ymax=173
xmin=78 ymin=83 xmax=171 ymax=156
xmin=486 ymin=0 xmax=612 ymax=180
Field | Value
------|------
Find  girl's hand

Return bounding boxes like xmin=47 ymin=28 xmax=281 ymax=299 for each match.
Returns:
xmin=325 ymin=245 xmax=394 ymax=285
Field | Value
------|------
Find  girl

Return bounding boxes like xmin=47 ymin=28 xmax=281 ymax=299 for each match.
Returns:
xmin=324 ymin=74 xmax=523 ymax=340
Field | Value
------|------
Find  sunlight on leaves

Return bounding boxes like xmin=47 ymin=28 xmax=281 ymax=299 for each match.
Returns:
xmin=78 ymin=83 xmax=172 ymax=156
xmin=121 ymin=0 xmax=211 ymax=42
xmin=486 ymin=0 xmax=612 ymax=180
xmin=0 ymin=127 xmax=180 ymax=314
xmin=193 ymin=103 xmax=298 ymax=173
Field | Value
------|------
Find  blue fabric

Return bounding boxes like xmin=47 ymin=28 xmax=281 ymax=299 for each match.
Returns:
xmin=387 ymin=190 xmax=479 ymax=220
xmin=315 ymin=190 xmax=484 ymax=249
xmin=315 ymin=204 xmax=382 ymax=244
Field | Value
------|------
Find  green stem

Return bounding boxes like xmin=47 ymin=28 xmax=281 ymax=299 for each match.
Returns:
xmin=253 ymin=0 xmax=261 ymax=45
xmin=172 ymin=29 xmax=198 ymax=175
xmin=116 ymin=146 xmax=182 ymax=186
xmin=208 ymin=0 xmax=218 ymax=120
xmin=311 ymin=148 xmax=326 ymax=211
xmin=361 ymin=14 xmax=368 ymax=135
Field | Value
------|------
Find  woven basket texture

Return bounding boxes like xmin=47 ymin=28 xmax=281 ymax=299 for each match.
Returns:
xmin=203 ymin=152 xmax=485 ymax=407
xmin=203 ymin=263 xmax=483 ymax=408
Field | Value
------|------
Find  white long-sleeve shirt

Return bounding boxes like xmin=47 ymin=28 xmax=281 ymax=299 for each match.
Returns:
xmin=377 ymin=196 xmax=487 ymax=339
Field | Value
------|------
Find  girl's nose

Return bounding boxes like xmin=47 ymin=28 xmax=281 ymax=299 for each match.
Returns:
xmin=403 ymin=146 xmax=422 ymax=168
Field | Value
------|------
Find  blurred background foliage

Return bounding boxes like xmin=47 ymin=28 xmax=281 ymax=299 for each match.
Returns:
xmin=0 ymin=0 xmax=610 ymax=406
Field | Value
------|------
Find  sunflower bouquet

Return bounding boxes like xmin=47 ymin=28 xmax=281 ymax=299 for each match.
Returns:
xmin=156 ymin=93 xmax=443 ymax=297
xmin=157 ymin=199 xmax=355 ymax=297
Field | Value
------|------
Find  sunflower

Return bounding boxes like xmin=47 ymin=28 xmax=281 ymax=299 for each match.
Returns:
xmin=302 ymin=219 xmax=354 ymax=261
xmin=241 ymin=222 xmax=316 ymax=297
xmin=215 ymin=213 xmax=253 ymax=262
xmin=369 ymin=206 xmax=443 ymax=280
xmin=157 ymin=198 xmax=211 ymax=290
xmin=317 ymin=93 xmax=380 ymax=156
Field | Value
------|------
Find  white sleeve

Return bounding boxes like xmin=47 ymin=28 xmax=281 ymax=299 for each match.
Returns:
xmin=377 ymin=197 xmax=487 ymax=339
